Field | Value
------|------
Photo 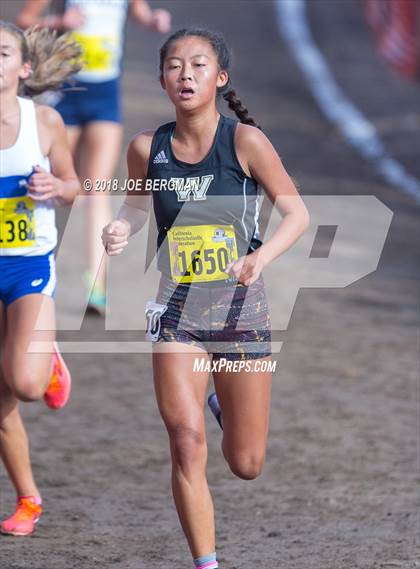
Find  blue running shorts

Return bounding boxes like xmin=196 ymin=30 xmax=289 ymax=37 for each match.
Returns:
xmin=54 ymin=78 xmax=122 ymax=126
xmin=0 ymin=251 xmax=56 ymax=306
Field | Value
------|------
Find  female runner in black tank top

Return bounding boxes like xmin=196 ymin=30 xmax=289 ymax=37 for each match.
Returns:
xmin=103 ymin=29 xmax=310 ymax=569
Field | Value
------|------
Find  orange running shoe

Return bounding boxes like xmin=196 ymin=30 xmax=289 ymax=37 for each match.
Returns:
xmin=0 ymin=496 xmax=42 ymax=536
xmin=43 ymin=342 xmax=72 ymax=409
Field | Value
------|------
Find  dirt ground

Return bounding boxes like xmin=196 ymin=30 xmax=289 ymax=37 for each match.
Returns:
xmin=0 ymin=1 xmax=419 ymax=568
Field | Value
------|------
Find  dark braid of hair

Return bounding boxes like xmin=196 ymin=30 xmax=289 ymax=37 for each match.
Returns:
xmin=221 ymin=83 xmax=261 ymax=130
xmin=160 ymin=28 xmax=261 ymax=130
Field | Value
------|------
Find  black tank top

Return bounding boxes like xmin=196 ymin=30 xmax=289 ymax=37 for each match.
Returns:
xmin=147 ymin=115 xmax=263 ymax=281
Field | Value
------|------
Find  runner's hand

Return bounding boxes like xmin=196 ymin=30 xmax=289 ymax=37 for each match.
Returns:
xmin=150 ymin=9 xmax=171 ymax=34
xmin=62 ymin=7 xmax=85 ymax=29
xmin=225 ymin=250 xmax=266 ymax=287
xmin=102 ymin=220 xmax=130 ymax=256
xmin=27 ymin=165 xmax=64 ymax=202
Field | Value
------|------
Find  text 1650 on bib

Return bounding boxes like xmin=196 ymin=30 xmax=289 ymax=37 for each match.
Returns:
xmin=167 ymin=224 xmax=238 ymax=283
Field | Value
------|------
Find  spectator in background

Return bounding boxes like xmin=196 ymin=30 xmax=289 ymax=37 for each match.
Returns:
xmin=364 ymin=0 xmax=419 ymax=80
xmin=16 ymin=0 xmax=171 ymax=315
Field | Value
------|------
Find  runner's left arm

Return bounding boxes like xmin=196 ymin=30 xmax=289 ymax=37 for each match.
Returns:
xmin=26 ymin=106 xmax=80 ymax=206
xmin=226 ymin=124 xmax=310 ymax=286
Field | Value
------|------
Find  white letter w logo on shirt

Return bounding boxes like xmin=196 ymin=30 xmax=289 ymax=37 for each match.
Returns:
xmin=170 ymin=175 xmax=214 ymax=201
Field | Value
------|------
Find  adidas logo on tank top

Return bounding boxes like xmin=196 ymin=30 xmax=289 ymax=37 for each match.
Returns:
xmin=153 ymin=150 xmax=169 ymax=164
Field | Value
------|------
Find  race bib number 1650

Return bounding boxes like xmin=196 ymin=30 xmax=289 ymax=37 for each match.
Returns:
xmin=167 ymin=224 xmax=238 ymax=283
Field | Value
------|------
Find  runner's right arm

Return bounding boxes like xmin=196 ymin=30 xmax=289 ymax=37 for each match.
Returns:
xmin=102 ymin=131 xmax=154 ymax=256
xmin=16 ymin=0 xmax=84 ymax=31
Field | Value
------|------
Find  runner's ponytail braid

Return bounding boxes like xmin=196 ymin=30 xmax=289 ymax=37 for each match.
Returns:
xmin=222 ymin=86 xmax=261 ymax=130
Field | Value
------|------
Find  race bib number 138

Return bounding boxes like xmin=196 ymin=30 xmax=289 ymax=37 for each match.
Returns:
xmin=72 ymin=32 xmax=116 ymax=72
xmin=0 ymin=196 xmax=36 ymax=248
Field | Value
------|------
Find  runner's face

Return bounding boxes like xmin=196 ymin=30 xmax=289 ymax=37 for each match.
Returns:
xmin=161 ymin=36 xmax=228 ymax=109
xmin=0 ymin=30 xmax=31 ymax=94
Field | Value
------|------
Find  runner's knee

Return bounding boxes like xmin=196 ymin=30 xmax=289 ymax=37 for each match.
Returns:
xmin=169 ymin=424 xmax=207 ymax=478
xmin=0 ymin=381 xmax=18 ymax=424
xmin=3 ymin=365 xmax=46 ymax=402
xmin=226 ymin=450 xmax=265 ymax=480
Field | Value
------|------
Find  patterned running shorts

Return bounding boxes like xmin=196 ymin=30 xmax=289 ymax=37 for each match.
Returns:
xmin=149 ymin=275 xmax=272 ymax=361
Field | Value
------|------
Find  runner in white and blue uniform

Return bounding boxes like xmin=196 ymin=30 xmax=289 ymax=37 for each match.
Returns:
xmin=0 ymin=96 xmax=57 ymax=302
xmin=53 ymin=0 xmax=130 ymax=125
xmin=0 ymin=21 xmax=81 ymax=537
xmin=16 ymin=0 xmax=171 ymax=315
xmin=102 ymin=28 xmax=310 ymax=568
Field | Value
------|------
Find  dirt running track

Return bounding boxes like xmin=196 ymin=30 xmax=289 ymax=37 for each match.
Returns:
xmin=0 ymin=1 xmax=419 ymax=568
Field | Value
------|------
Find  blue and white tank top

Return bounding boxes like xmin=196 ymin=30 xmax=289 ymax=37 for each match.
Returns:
xmin=66 ymin=0 xmax=129 ymax=82
xmin=0 ymin=97 xmax=57 ymax=256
